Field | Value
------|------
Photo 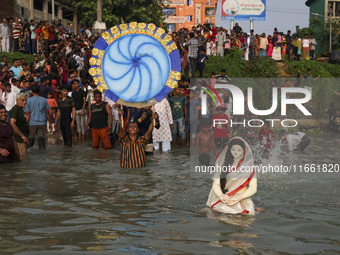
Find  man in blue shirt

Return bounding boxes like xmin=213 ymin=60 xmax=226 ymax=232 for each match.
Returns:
xmin=9 ymin=59 xmax=21 ymax=79
xmin=26 ymin=84 xmax=50 ymax=149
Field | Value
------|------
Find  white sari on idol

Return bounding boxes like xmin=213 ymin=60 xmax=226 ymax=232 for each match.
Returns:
xmin=206 ymin=137 xmax=257 ymax=215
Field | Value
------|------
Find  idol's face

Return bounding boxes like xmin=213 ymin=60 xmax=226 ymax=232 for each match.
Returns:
xmin=230 ymin=144 xmax=244 ymax=160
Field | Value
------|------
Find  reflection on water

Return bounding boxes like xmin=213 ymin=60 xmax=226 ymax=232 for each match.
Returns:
xmin=0 ymin=134 xmax=339 ymax=254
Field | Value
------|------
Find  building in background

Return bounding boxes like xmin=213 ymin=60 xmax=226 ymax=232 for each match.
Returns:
xmin=162 ymin=0 xmax=218 ymax=32
xmin=306 ymin=0 xmax=340 ymax=53
xmin=0 ymin=0 xmax=79 ymax=33
xmin=306 ymin=0 xmax=340 ymax=22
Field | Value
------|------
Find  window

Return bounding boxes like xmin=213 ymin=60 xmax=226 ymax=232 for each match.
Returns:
xmin=21 ymin=7 xmax=24 ymax=16
xmin=328 ymin=1 xmax=334 ymax=16
xmin=187 ymin=0 xmax=192 ymax=6
xmin=187 ymin=15 xmax=193 ymax=21
xmin=34 ymin=0 xmax=43 ymax=11
xmin=205 ymin=7 xmax=214 ymax=17
xmin=336 ymin=2 xmax=340 ymax=17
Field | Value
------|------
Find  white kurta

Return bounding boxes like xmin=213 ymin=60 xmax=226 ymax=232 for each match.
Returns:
xmin=152 ymin=98 xmax=173 ymax=142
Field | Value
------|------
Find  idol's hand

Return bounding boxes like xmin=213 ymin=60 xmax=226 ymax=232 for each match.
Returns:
xmin=220 ymin=194 xmax=230 ymax=203
xmin=228 ymin=194 xmax=243 ymax=205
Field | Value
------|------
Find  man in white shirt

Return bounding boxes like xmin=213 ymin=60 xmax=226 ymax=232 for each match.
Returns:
xmin=0 ymin=18 xmax=10 ymax=52
xmin=85 ymin=27 xmax=92 ymax=38
xmin=301 ymin=34 xmax=311 ymax=60
xmin=216 ymin=27 xmax=226 ymax=57
xmin=2 ymin=83 xmax=17 ymax=121
xmin=10 ymin=78 xmax=20 ymax=94
xmin=30 ymin=20 xmax=37 ymax=54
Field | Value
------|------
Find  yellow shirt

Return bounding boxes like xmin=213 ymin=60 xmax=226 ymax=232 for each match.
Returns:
xmin=19 ymin=70 xmax=29 ymax=78
xmin=42 ymin=26 xmax=49 ymax=39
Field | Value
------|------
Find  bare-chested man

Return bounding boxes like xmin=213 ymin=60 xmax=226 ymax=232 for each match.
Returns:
xmin=196 ymin=120 xmax=217 ymax=165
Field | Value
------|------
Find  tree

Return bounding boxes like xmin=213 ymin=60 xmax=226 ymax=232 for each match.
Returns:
xmin=71 ymin=0 xmax=165 ymax=28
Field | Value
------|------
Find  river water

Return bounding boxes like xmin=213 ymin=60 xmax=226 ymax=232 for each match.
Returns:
xmin=0 ymin=133 xmax=339 ymax=254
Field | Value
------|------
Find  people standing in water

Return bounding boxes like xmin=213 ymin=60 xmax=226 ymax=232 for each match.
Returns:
xmin=133 ymin=107 xmax=160 ymax=154
xmin=85 ymin=90 xmax=112 ymax=150
xmin=118 ymin=107 xmax=157 ymax=168
xmin=0 ymin=105 xmax=22 ymax=163
xmin=278 ymin=129 xmax=311 ymax=151
xmin=55 ymin=85 xmax=76 ymax=147
xmin=207 ymin=137 xmax=257 ymax=215
xmin=196 ymin=119 xmax=217 ymax=166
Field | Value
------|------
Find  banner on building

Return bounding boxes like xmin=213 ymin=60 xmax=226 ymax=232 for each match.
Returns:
xmin=165 ymin=16 xmax=187 ymax=23
xmin=221 ymin=0 xmax=266 ymax=20
xmin=163 ymin=0 xmax=185 ymax=5
xmin=196 ymin=4 xmax=201 ymax=24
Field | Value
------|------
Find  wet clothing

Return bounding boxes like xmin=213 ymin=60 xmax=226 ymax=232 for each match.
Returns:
xmin=91 ymin=127 xmax=112 ymax=149
xmin=91 ymin=102 xmax=108 ymax=129
xmin=72 ymin=89 xmax=86 ymax=110
xmin=0 ymin=123 xmax=19 ymax=163
xmin=169 ymin=95 xmax=186 ymax=121
xmin=211 ymin=114 xmax=229 ymax=138
xmin=286 ymin=132 xmax=310 ymax=151
xmin=90 ymin=102 xmax=111 ymax=149
xmin=120 ymin=135 xmax=147 ymax=168
xmin=57 ymin=97 xmax=75 ymax=125
xmin=207 ymin=137 xmax=256 ymax=215
xmin=10 ymin=105 xmax=29 ymax=143
xmin=259 ymin=129 xmax=274 ymax=153
xmin=330 ymin=114 xmax=340 ymax=133
xmin=26 ymin=96 xmax=50 ymax=126
xmin=133 ymin=110 xmax=160 ymax=138
xmin=57 ymin=97 xmax=75 ymax=146
xmin=153 ymin=99 xmax=173 ymax=151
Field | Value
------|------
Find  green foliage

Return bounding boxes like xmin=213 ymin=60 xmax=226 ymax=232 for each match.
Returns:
xmin=321 ymin=62 xmax=340 ymax=77
xmin=286 ymin=59 xmax=333 ymax=78
xmin=246 ymin=57 xmax=281 ymax=78
xmin=0 ymin=52 xmax=41 ymax=64
xmin=72 ymin=0 xmax=165 ymax=28
xmin=204 ymin=47 xmax=245 ymax=78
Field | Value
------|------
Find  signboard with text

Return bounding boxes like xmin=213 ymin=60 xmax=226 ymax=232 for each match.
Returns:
xmin=165 ymin=16 xmax=187 ymax=23
xmin=163 ymin=0 xmax=185 ymax=5
xmin=221 ymin=0 xmax=266 ymax=20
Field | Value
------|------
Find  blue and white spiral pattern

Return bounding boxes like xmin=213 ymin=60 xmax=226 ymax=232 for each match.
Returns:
xmin=102 ymin=34 xmax=171 ymax=102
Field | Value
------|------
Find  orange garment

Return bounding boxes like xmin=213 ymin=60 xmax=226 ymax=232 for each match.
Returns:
xmin=91 ymin=127 xmax=112 ymax=149
xmin=42 ymin=26 xmax=49 ymax=39
xmin=47 ymin=98 xmax=57 ymax=118
xmin=47 ymin=98 xmax=57 ymax=108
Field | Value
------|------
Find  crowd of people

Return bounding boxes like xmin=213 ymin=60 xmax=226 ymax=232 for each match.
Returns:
xmin=173 ymin=23 xmax=326 ymax=79
xmin=0 ymin=17 xmax=338 ymax=168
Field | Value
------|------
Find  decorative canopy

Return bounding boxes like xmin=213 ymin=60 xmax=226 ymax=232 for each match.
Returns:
xmin=89 ymin=22 xmax=181 ymax=107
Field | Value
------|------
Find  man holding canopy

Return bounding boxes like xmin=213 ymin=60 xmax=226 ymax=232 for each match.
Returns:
xmin=118 ymin=108 xmax=157 ymax=168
